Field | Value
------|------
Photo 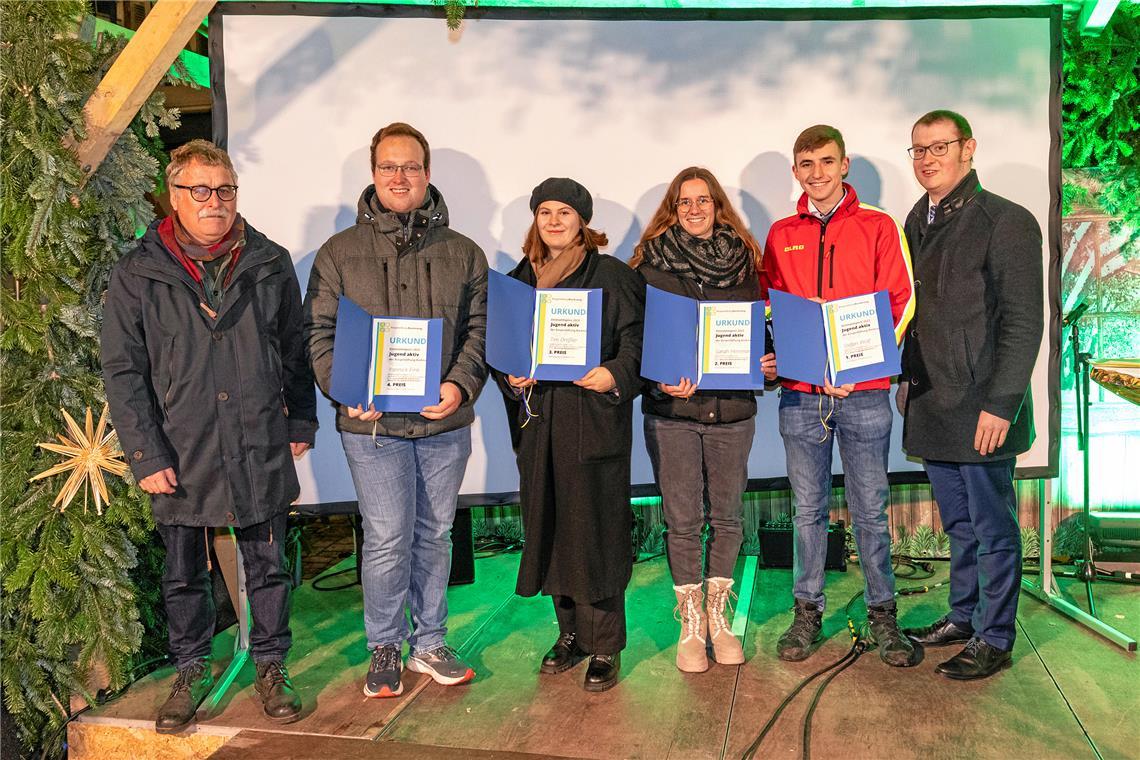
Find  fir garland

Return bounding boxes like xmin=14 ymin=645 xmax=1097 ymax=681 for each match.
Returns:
xmin=0 ymin=3 xmax=180 ymax=755
xmin=1062 ymin=3 xmax=1140 ymax=253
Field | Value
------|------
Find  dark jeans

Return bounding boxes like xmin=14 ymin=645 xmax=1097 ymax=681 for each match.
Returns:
xmin=644 ymin=414 xmax=753 ymax=585
xmin=552 ymin=593 xmax=626 ymax=655
xmin=924 ymin=458 xmax=1021 ymax=651
xmin=158 ymin=514 xmax=292 ymax=669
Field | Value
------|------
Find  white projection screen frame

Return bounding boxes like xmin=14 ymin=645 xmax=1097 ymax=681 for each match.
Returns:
xmin=210 ymin=3 xmax=1061 ymax=506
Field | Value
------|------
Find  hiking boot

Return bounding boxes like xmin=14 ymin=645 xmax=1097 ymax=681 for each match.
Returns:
xmin=155 ymin=659 xmax=213 ymax=734
xmin=673 ymin=583 xmax=709 ymax=672
xmin=541 ymin=632 xmax=586 ymax=674
xmin=364 ymin=644 xmax=403 ymax=698
xmin=706 ymin=577 xmax=745 ymax=666
xmin=254 ymin=660 xmax=302 ymax=722
xmin=867 ymin=604 xmax=919 ymax=667
xmin=408 ymin=644 xmax=475 ymax=686
xmin=776 ymin=599 xmax=823 ymax=662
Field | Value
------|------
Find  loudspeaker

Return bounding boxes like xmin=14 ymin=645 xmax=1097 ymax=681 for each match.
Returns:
xmin=449 ymin=508 xmax=475 ymax=586
xmin=758 ymin=519 xmax=847 ymax=571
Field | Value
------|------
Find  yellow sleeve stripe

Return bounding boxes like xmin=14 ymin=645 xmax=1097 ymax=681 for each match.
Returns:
xmin=859 ymin=202 xmax=915 ymax=344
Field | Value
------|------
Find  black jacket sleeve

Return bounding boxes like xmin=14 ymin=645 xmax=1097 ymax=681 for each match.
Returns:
xmin=982 ymin=203 xmax=1044 ymax=421
xmin=100 ymin=264 xmax=174 ymax=481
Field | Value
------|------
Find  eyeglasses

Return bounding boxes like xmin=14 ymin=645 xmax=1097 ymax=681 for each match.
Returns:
xmin=676 ymin=196 xmax=713 ymax=211
xmin=375 ymin=163 xmax=425 ymax=178
xmin=907 ymin=139 xmax=966 ymax=160
xmin=173 ymin=184 xmax=237 ymax=202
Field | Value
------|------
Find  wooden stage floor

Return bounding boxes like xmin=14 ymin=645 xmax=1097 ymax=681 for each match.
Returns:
xmin=73 ymin=553 xmax=1139 ymax=759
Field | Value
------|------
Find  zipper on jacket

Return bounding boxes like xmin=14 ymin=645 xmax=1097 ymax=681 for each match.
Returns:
xmin=828 ymin=244 xmax=836 ymax=290
xmin=815 ymin=223 xmax=827 ymax=297
xmin=424 ymin=260 xmax=434 ymax=313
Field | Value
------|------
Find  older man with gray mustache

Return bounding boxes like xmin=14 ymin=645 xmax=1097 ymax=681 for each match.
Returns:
xmin=101 ymin=139 xmax=317 ymax=733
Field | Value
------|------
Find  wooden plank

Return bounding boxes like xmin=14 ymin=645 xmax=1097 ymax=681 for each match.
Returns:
xmin=70 ymin=0 xmax=216 ymax=179
xmin=727 ymin=566 xmax=1097 ymax=759
xmin=381 ymin=556 xmax=747 ymax=759
xmin=210 ymin=730 xmax=553 ymax=759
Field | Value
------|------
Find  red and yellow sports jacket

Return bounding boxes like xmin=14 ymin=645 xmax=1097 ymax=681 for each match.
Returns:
xmin=761 ymin=183 xmax=914 ymax=394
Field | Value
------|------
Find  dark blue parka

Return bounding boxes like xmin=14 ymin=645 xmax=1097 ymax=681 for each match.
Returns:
xmin=101 ymin=220 xmax=317 ymax=527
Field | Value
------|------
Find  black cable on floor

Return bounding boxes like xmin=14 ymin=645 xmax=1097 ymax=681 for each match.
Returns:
xmin=310 ymin=565 xmax=360 ymax=591
xmin=801 ymin=644 xmax=866 ymax=760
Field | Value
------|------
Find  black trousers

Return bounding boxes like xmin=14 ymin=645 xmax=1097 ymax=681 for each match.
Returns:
xmin=158 ymin=514 xmax=292 ymax=669
xmin=552 ymin=593 xmax=626 ymax=655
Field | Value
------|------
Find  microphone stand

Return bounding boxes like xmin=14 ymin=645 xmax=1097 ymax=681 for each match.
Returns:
xmin=1070 ymin=317 xmax=1097 ymax=614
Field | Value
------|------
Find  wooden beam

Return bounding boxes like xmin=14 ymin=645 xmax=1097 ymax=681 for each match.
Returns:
xmin=70 ymin=0 xmax=216 ymax=180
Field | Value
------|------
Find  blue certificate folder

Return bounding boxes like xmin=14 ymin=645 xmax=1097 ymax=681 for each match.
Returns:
xmin=641 ymin=286 xmax=767 ymax=390
xmin=486 ymin=270 xmax=602 ymax=381
xmin=328 ymin=296 xmax=443 ymax=413
xmin=768 ymin=288 xmax=900 ymax=387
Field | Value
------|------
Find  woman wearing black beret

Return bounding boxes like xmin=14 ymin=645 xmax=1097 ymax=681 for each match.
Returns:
xmin=495 ymin=177 xmax=644 ymax=692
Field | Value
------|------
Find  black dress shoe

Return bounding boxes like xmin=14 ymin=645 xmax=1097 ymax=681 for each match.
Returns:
xmin=155 ymin=660 xmax=214 ymax=734
xmin=583 ymin=653 xmax=620 ymax=693
xmin=541 ymin=632 xmax=586 ymax=674
xmin=902 ymin=615 xmax=974 ymax=647
xmin=254 ymin=660 xmax=302 ymax=723
xmin=936 ymin=638 xmax=1012 ymax=680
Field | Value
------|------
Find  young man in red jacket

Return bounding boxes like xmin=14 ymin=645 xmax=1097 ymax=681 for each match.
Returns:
xmin=762 ymin=125 xmax=916 ymax=667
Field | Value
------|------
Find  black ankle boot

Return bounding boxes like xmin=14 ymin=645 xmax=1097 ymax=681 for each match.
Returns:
xmin=155 ymin=660 xmax=213 ymax=734
xmin=254 ymin=660 xmax=302 ymax=723
xmin=777 ymin=600 xmax=823 ymax=662
xmin=867 ymin=604 xmax=919 ymax=667
xmin=541 ymin=632 xmax=585 ymax=674
xmin=583 ymin=653 xmax=620 ymax=693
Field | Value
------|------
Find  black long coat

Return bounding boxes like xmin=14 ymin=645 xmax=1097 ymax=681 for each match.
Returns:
xmin=101 ymin=221 xmax=318 ymax=527
xmin=900 ymin=171 xmax=1043 ymax=462
xmin=496 ymin=250 xmax=645 ymax=603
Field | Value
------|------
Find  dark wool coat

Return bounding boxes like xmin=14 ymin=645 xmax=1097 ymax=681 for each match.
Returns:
xmin=637 ymin=263 xmax=763 ymax=424
xmin=496 ymin=250 xmax=645 ymax=603
xmin=901 ymin=170 xmax=1043 ymax=462
xmin=101 ymin=221 xmax=318 ymax=527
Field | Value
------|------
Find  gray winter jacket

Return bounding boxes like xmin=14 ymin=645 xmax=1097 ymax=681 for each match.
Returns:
xmin=303 ymin=184 xmax=488 ymax=437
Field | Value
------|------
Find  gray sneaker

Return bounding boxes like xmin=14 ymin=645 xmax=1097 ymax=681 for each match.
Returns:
xmin=407 ymin=644 xmax=475 ymax=686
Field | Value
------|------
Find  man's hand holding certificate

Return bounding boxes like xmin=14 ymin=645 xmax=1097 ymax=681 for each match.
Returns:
xmin=768 ymin=288 xmax=900 ymax=388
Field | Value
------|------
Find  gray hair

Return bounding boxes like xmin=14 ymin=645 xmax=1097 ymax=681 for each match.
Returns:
xmin=165 ymin=139 xmax=238 ymax=186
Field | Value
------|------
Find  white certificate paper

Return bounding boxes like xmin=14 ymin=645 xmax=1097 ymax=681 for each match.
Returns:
xmin=699 ymin=302 xmax=752 ymax=382
xmin=369 ymin=318 xmax=429 ymax=397
xmin=532 ymin=291 xmax=590 ymax=372
xmin=823 ymin=293 xmax=885 ymax=376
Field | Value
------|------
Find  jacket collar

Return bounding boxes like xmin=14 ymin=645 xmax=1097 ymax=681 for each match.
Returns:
xmin=929 ymin=169 xmax=981 ymax=225
xmin=797 ymin=182 xmax=860 ymax=222
xmin=354 ymin=183 xmax=449 ymax=233
xmin=129 ymin=220 xmax=280 ymax=295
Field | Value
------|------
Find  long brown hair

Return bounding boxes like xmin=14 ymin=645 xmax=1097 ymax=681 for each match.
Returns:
xmin=521 ymin=213 xmax=610 ymax=266
xmin=629 ymin=167 xmax=762 ymax=273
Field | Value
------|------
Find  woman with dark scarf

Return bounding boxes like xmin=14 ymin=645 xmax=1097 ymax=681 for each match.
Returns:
xmin=630 ymin=167 xmax=776 ymax=673
xmin=494 ymin=178 xmax=644 ymax=693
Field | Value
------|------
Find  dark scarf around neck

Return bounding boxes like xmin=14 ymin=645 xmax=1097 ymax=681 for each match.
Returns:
xmin=641 ymin=223 xmax=752 ymax=289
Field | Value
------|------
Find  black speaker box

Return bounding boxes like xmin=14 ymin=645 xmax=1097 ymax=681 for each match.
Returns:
xmin=448 ymin=508 xmax=475 ymax=586
xmin=758 ymin=519 xmax=847 ymax=571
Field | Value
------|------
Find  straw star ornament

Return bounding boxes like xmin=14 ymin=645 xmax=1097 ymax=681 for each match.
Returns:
xmin=29 ymin=404 xmax=129 ymax=515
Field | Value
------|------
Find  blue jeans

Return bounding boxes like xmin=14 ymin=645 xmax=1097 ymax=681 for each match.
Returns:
xmin=341 ymin=427 xmax=471 ymax=653
xmin=924 ymin=458 xmax=1020 ymax=651
xmin=779 ymin=389 xmax=895 ymax=610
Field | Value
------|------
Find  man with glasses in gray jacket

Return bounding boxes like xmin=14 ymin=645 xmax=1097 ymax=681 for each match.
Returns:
xmin=304 ymin=122 xmax=488 ymax=698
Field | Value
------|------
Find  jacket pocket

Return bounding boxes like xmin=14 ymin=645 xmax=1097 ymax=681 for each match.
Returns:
xmin=950 ymin=329 xmax=971 ymax=385
xmin=578 ymin=391 xmax=631 ymax=463
xmin=161 ymin=336 xmax=176 ymax=416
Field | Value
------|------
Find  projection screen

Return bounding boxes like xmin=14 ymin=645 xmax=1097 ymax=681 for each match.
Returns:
xmin=210 ymin=4 xmax=1061 ymax=505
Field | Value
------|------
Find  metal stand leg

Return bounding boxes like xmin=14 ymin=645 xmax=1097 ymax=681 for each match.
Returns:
xmin=205 ymin=528 xmax=251 ymax=712
xmin=1021 ymin=479 xmax=1136 ymax=651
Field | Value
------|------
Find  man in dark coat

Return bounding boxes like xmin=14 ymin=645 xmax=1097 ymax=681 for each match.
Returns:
xmin=303 ymin=123 xmax=487 ymax=699
xmin=101 ymin=140 xmax=317 ymax=732
xmin=897 ymin=110 xmax=1043 ymax=680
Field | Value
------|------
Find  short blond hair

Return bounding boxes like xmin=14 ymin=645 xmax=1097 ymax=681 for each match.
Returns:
xmin=166 ymin=139 xmax=238 ymax=186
